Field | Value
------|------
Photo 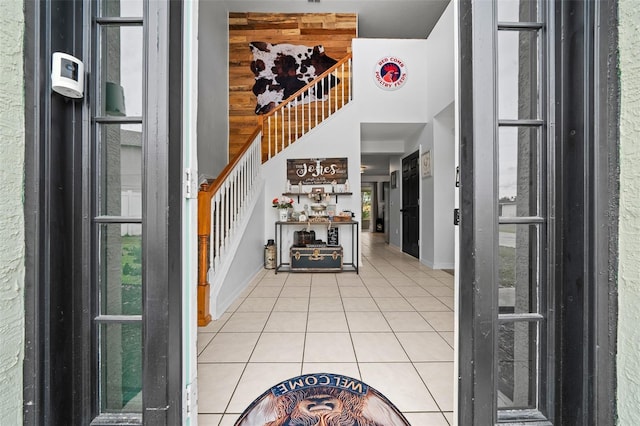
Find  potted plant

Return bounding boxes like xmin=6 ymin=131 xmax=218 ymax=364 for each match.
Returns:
xmin=272 ymin=196 xmax=294 ymax=221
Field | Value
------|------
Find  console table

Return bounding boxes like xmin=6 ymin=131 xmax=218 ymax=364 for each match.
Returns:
xmin=274 ymin=220 xmax=359 ymax=274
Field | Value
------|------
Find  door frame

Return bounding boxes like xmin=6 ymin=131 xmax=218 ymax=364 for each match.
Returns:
xmin=23 ymin=0 xmax=185 ymax=424
xmin=457 ymin=0 xmax=619 ymax=424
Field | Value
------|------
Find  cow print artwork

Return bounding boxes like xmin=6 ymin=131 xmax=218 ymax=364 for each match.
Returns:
xmin=250 ymin=41 xmax=341 ymax=115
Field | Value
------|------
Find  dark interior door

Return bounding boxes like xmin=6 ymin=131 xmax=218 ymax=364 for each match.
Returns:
xmin=402 ymin=151 xmax=419 ymax=258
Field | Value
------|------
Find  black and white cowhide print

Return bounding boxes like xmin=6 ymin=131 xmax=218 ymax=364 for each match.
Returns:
xmin=250 ymin=41 xmax=340 ymax=115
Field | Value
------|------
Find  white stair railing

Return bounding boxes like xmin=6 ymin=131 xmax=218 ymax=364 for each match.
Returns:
xmin=197 ymin=129 xmax=261 ymax=325
xmin=262 ymin=53 xmax=352 ymax=160
xmin=197 ymin=53 xmax=354 ymax=324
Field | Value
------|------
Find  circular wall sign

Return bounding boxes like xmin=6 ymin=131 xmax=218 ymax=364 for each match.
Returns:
xmin=374 ymin=56 xmax=408 ymax=90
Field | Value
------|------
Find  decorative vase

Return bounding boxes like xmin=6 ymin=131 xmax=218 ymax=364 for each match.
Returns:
xmin=278 ymin=208 xmax=288 ymax=222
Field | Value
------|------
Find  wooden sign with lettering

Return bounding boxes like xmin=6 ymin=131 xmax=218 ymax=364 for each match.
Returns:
xmin=287 ymin=158 xmax=348 ymax=185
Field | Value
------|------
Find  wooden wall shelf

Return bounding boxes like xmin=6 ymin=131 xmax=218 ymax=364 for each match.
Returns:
xmin=283 ymin=192 xmax=353 ymax=203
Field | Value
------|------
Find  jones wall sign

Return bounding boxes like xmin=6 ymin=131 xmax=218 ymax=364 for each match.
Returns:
xmin=287 ymin=158 xmax=348 ymax=185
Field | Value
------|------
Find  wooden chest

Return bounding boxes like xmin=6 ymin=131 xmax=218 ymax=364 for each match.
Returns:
xmin=290 ymin=246 xmax=343 ymax=272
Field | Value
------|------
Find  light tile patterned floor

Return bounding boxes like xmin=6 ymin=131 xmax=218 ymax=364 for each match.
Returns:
xmin=198 ymin=232 xmax=455 ymax=425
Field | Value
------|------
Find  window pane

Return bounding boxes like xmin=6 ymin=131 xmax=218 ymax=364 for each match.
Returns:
xmin=498 ymin=224 xmax=539 ymax=314
xmin=498 ymin=321 xmax=538 ymax=409
xmin=498 ymin=30 xmax=540 ymax=120
xmin=101 ymin=0 xmax=143 ymax=17
xmin=361 ymin=188 xmax=372 ymax=221
xmin=98 ymin=124 xmax=142 ymax=217
xmin=498 ymin=127 xmax=539 ymax=216
xmin=100 ymin=25 xmax=143 ymax=117
xmin=100 ymin=322 xmax=142 ymax=413
xmin=99 ymin=224 xmax=142 ymax=316
xmin=498 ymin=0 xmax=538 ymax=22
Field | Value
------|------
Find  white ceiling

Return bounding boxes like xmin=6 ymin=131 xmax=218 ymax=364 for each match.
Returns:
xmin=360 ymin=123 xmax=425 ymax=175
xmin=218 ymin=0 xmax=451 ymax=176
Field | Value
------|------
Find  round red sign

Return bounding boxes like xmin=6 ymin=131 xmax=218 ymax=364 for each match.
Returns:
xmin=374 ymin=56 xmax=408 ymax=90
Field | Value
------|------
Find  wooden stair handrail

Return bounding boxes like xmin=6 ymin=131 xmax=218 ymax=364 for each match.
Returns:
xmin=261 ymin=52 xmax=352 ymax=121
xmin=200 ymin=121 xmax=262 ymax=198
xmin=197 ymin=53 xmax=352 ymax=326
xmin=197 ymin=122 xmax=262 ymax=326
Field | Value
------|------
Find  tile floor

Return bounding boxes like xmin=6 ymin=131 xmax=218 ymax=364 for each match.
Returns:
xmin=197 ymin=232 xmax=455 ymax=425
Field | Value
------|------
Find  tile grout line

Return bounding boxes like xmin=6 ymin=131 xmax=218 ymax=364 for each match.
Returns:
xmin=199 ymin=232 xmax=455 ymax=424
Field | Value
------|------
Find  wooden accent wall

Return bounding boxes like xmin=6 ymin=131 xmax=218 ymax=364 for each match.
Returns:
xmin=228 ymin=12 xmax=357 ymax=160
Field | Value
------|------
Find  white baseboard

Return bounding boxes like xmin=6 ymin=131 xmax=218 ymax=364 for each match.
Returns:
xmin=213 ymin=262 xmax=263 ymax=320
xmin=421 ymin=259 xmax=455 ymax=270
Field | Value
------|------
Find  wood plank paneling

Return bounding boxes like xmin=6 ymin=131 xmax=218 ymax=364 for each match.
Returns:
xmin=228 ymin=12 xmax=357 ymax=160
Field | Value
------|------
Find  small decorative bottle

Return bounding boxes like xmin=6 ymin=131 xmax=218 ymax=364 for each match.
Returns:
xmin=344 ymin=179 xmax=350 ymax=192
xmin=286 ymin=179 xmax=291 ymax=192
xmin=298 ymin=181 xmax=303 ymax=193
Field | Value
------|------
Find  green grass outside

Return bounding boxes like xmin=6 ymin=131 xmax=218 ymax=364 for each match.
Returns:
xmin=500 ymin=224 xmax=517 ymax=233
xmin=121 ymin=235 xmax=142 ymax=407
xmin=499 ymin=245 xmax=516 ymax=288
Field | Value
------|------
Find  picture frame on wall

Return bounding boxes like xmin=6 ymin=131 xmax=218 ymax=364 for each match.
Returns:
xmin=421 ymin=150 xmax=432 ymax=178
xmin=390 ymin=171 xmax=398 ymax=188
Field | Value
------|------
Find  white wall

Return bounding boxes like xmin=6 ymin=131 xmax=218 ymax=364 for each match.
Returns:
xmin=405 ymin=104 xmax=454 ymax=270
xmin=261 ymin=37 xmax=433 ymax=251
xmin=432 ymin=104 xmax=455 ymax=268
xmin=371 ymin=3 xmax=455 ymax=268
xmin=421 ymin=2 xmax=455 ymax=269
xmin=352 ymin=38 xmax=429 ymax=122
xmin=426 ymin=3 xmax=455 ymax=120
xmin=353 ymin=37 xmax=431 ymax=252
xmin=389 ymin=155 xmax=403 ymax=248
xmin=197 ymin=2 xmax=229 ymax=177
xmin=261 ymin=106 xmax=362 ymax=265
xmin=214 ymin=190 xmax=266 ymax=317
xmin=233 ymin=5 xmax=455 ymax=277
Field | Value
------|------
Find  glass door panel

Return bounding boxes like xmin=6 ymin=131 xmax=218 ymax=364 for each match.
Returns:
xmin=97 ymin=123 xmax=143 ymax=217
xmin=497 ymin=0 xmax=538 ymax=22
xmin=498 ymin=224 xmax=539 ymax=315
xmin=99 ymin=322 xmax=143 ymax=413
xmin=498 ymin=321 xmax=539 ymax=409
xmin=93 ymin=1 xmax=144 ymax=419
xmin=98 ymin=223 xmax=143 ymax=316
xmin=99 ymin=25 xmax=143 ymax=118
xmin=497 ymin=30 xmax=541 ymax=121
xmin=498 ymin=127 xmax=539 ymax=217
xmin=459 ymin=0 xmax=553 ymax=423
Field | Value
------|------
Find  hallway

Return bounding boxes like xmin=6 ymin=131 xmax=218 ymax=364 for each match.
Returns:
xmin=197 ymin=232 xmax=455 ymax=425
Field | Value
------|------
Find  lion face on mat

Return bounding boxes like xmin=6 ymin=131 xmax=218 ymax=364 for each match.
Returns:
xmin=237 ymin=386 xmax=407 ymax=426
xmin=274 ymin=389 xmax=355 ymax=426
xmin=294 ymin=393 xmax=343 ymax=419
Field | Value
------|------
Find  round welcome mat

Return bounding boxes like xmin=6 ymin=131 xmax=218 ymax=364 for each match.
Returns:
xmin=235 ymin=372 xmax=411 ymax=426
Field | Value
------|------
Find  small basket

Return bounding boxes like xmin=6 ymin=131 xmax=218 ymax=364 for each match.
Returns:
xmin=332 ymin=215 xmax=351 ymax=222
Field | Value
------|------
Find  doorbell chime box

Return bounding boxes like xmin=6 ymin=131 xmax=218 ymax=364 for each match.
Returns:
xmin=51 ymin=52 xmax=84 ymax=99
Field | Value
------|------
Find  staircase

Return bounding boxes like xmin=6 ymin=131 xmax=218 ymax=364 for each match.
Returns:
xmin=197 ymin=53 xmax=353 ymax=324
